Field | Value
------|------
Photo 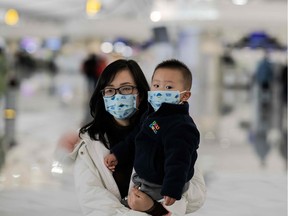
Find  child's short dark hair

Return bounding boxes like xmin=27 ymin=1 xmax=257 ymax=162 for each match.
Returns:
xmin=153 ymin=59 xmax=192 ymax=90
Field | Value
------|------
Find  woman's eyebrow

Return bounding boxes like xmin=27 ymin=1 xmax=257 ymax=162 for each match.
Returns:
xmin=106 ymin=82 xmax=133 ymax=87
xmin=105 ymin=84 xmax=113 ymax=87
xmin=120 ymin=82 xmax=133 ymax=85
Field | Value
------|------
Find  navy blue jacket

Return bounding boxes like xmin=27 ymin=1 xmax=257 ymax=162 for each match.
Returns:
xmin=112 ymin=102 xmax=200 ymax=200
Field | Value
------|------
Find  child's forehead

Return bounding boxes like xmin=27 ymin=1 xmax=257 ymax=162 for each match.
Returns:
xmin=153 ymin=68 xmax=184 ymax=80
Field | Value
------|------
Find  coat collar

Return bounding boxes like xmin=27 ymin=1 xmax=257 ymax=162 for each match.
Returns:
xmin=148 ymin=101 xmax=190 ymax=117
xmin=69 ymin=132 xmax=90 ymax=160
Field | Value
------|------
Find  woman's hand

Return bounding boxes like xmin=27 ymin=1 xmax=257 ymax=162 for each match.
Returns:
xmin=127 ymin=188 xmax=154 ymax=212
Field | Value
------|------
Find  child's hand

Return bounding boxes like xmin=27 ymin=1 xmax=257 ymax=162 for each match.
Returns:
xmin=163 ymin=196 xmax=176 ymax=206
xmin=104 ymin=153 xmax=118 ymax=172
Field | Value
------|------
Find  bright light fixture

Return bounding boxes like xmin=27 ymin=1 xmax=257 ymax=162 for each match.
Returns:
xmin=86 ymin=0 xmax=102 ymax=17
xmin=101 ymin=42 xmax=113 ymax=53
xmin=150 ymin=11 xmax=162 ymax=22
xmin=231 ymin=0 xmax=249 ymax=6
xmin=4 ymin=9 xmax=19 ymax=26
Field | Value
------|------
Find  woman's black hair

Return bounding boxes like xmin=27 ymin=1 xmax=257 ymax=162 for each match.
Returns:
xmin=79 ymin=59 xmax=150 ymax=148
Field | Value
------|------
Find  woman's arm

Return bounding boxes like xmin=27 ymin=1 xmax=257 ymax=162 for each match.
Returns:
xmin=185 ymin=162 xmax=207 ymax=214
xmin=74 ymin=154 xmax=205 ymax=216
xmin=73 ymin=149 xmax=148 ymax=216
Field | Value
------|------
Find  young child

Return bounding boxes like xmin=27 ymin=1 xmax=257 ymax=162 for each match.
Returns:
xmin=104 ymin=59 xmax=200 ymax=209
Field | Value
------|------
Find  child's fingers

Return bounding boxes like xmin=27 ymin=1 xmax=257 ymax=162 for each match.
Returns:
xmin=164 ymin=196 xmax=175 ymax=206
xmin=108 ymin=165 xmax=116 ymax=172
xmin=104 ymin=157 xmax=109 ymax=166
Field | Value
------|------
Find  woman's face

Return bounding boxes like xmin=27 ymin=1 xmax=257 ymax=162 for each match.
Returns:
xmin=104 ymin=69 xmax=140 ymax=126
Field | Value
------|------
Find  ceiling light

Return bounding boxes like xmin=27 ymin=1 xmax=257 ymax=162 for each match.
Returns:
xmin=86 ymin=0 xmax=102 ymax=17
xmin=101 ymin=42 xmax=113 ymax=53
xmin=231 ymin=0 xmax=249 ymax=6
xmin=4 ymin=9 xmax=19 ymax=26
xmin=150 ymin=11 xmax=162 ymax=22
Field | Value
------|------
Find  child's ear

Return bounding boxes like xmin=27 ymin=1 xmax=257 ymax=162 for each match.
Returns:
xmin=182 ymin=91 xmax=191 ymax=102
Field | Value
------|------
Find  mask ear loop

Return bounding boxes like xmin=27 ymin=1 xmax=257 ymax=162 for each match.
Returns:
xmin=179 ymin=90 xmax=191 ymax=104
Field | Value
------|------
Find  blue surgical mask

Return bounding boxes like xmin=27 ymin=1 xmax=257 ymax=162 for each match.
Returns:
xmin=103 ymin=94 xmax=137 ymax=120
xmin=148 ymin=91 xmax=183 ymax=112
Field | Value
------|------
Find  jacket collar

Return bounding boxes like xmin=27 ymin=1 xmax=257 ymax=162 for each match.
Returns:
xmin=148 ymin=101 xmax=190 ymax=117
xmin=69 ymin=132 xmax=95 ymax=160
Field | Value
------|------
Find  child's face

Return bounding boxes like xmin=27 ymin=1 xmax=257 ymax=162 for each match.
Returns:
xmin=151 ymin=68 xmax=186 ymax=92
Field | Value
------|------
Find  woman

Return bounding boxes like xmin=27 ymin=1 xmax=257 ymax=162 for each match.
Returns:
xmin=70 ymin=59 xmax=206 ymax=215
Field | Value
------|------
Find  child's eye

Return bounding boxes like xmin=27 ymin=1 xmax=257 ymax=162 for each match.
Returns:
xmin=165 ymin=86 xmax=173 ymax=89
xmin=153 ymin=84 xmax=159 ymax=88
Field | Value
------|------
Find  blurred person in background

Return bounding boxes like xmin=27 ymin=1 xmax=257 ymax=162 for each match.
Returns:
xmin=81 ymin=53 xmax=106 ymax=95
xmin=14 ymin=50 xmax=36 ymax=81
xmin=255 ymin=50 xmax=273 ymax=92
xmin=251 ymin=50 xmax=274 ymax=167
xmin=69 ymin=59 xmax=206 ymax=215
xmin=0 ymin=47 xmax=8 ymax=170
xmin=47 ymin=55 xmax=59 ymax=95
xmin=280 ymin=65 xmax=287 ymax=106
xmin=0 ymin=47 xmax=8 ymax=99
xmin=81 ymin=53 xmax=107 ymax=125
xmin=279 ymin=64 xmax=287 ymax=165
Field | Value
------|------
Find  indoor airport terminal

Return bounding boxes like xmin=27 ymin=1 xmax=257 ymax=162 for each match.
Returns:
xmin=0 ymin=0 xmax=287 ymax=215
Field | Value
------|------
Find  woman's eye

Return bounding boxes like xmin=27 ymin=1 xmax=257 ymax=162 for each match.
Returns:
xmin=122 ymin=87 xmax=131 ymax=91
xmin=121 ymin=87 xmax=132 ymax=93
xmin=105 ymin=89 xmax=114 ymax=94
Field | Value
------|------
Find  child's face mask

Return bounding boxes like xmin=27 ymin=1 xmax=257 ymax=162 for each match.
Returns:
xmin=103 ymin=94 xmax=137 ymax=119
xmin=148 ymin=90 xmax=187 ymax=112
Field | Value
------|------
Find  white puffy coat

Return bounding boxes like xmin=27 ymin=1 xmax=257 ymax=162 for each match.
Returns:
xmin=70 ymin=133 xmax=206 ymax=216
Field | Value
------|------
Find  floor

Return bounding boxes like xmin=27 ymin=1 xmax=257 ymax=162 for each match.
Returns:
xmin=0 ymin=70 xmax=286 ymax=216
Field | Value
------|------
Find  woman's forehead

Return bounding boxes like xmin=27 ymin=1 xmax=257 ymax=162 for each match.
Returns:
xmin=109 ymin=69 xmax=135 ymax=86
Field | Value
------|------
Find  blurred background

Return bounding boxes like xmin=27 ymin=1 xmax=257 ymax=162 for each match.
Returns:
xmin=0 ymin=0 xmax=287 ymax=216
